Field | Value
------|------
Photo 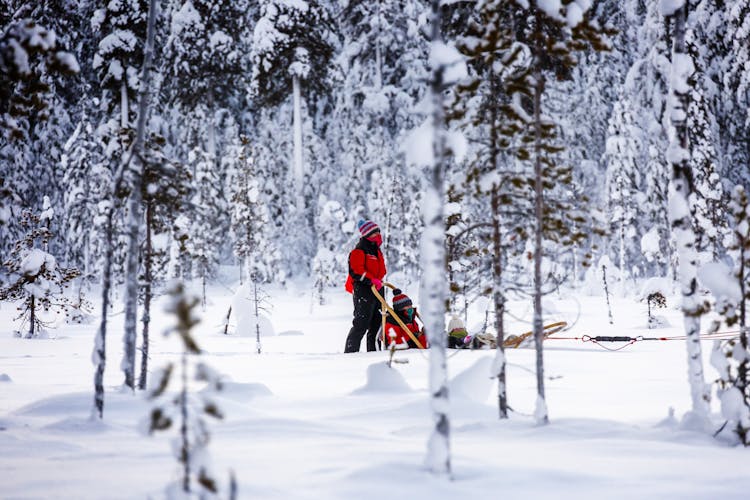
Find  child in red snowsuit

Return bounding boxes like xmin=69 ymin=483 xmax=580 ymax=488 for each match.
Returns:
xmin=384 ymin=289 xmax=427 ymax=349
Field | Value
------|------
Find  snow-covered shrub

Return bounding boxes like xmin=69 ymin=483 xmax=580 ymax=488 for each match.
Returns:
xmin=145 ymin=281 xmax=231 ymax=496
xmin=0 ymin=205 xmax=80 ymax=337
xmin=638 ymin=277 xmax=671 ymax=329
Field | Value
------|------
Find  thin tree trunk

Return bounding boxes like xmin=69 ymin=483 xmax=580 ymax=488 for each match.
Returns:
xmin=138 ymin=201 xmax=153 ymax=391
xmin=422 ymin=0 xmax=451 ymax=476
xmin=619 ymin=183 xmax=626 ymax=296
xmin=491 ymin=186 xmax=508 ymax=419
xmin=120 ymin=81 xmax=128 ymax=129
xmin=375 ymin=0 xmax=383 ymax=89
xmin=488 ymin=70 xmax=507 ymax=419
xmin=28 ymin=295 xmax=35 ymax=338
xmin=292 ymin=74 xmax=304 ymax=213
xmin=532 ymin=62 xmax=548 ymax=425
xmin=122 ymin=0 xmax=158 ymax=391
xmin=666 ymin=3 xmax=709 ymax=420
xmin=180 ymin=349 xmax=190 ymax=493
xmin=93 ymin=198 xmax=116 ymax=418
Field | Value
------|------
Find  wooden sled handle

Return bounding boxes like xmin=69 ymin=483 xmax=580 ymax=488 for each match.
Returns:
xmin=372 ymin=283 xmax=425 ymax=349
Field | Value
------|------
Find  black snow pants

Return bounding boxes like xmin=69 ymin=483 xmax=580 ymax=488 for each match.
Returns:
xmin=344 ymin=284 xmax=382 ymax=353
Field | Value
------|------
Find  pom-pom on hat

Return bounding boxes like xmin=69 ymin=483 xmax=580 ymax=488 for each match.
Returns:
xmin=357 ymin=219 xmax=380 ymax=238
xmin=392 ymin=288 xmax=413 ymax=310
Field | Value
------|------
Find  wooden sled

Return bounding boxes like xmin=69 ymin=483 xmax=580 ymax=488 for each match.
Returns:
xmin=476 ymin=321 xmax=568 ymax=349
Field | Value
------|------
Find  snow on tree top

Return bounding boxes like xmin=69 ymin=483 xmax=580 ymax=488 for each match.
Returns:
xmin=697 ymin=262 xmax=742 ymax=304
xmin=21 ymin=248 xmax=56 ymax=276
xmin=659 ymin=0 xmax=685 ymax=17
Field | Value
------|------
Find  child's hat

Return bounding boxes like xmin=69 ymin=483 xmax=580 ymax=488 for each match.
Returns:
xmin=392 ymin=288 xmax=413 ymax=310
xmin=447 ymin=315 xmax=465 ymax=332
xmin=357 ymin=219 xmax=380 ymax=237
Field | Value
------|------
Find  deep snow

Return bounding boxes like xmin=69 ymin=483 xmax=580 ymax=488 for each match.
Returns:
xmin=1 ymin=275 xmax=748 ymax=499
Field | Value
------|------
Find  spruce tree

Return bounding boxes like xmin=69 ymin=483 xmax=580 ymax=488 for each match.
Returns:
xmin=146 ymin=281 xmax=227 ymax=496
xmin=664 ymin=0 xmax=711 ymax=423
xmin=711 ymin=185 xmax=750 ymax=445
xmin=498 ymin=0 xmax=610 ymax=424
xmin=0 ymin=201 xmax=80 ymax=338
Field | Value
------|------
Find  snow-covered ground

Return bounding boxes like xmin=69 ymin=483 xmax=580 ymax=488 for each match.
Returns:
xmin=1 ymin=277 xmax=748 ymax=499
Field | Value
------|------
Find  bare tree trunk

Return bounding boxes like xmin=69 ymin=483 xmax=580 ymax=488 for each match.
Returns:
xmin=532 ymin=64 xmax=548 ymax=425
xmin=28 ymin=295 xmax=35 ymax=338
xmin=120 ymin=81 xmax=128 ymax=129
xmin=122 ymin=0 xmax=159 ymax=391
xmin=292 ymin=73 xmax=304 ymax=213
xmin=491 ymin=186 xmax=508 ymax=419
xmin=93 ymin=196 xmax=116 ymax=418
xmin=138 ymin=201 xmax=153 ymax=390
xmin=422 ymin=0 xmax=451 ymax=476
xmin=666 ymin=3 xmax=709 ymax=421
xmin=488 ymin=71 xmax=507 ymax=419
xmin=180 ymin=349 xmax=190 ymax=493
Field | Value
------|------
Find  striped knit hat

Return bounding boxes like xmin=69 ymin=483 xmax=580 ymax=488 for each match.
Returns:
xmin=357 ymin=219 xmax=380 ymax=238
xmin=392 ymin=289 xmax=413 ymax=310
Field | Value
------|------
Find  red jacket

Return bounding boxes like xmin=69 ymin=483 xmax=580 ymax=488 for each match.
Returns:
xmin=384 ymin=312 xmax=427 ymax=348
xmin=345 ymin=239 xmax=386 ymax=293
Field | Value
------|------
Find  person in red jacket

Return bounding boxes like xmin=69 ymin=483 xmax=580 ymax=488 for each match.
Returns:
xmin=384 ymin=289 xmax=427 ymax=349
xmin=344 ymin=219 xmax=386 ymax=352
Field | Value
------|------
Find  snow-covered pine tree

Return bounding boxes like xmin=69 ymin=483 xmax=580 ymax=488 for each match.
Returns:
xmin=164 ymin=0 xmax=250 ymax=292
xmin=250 ymin=0 xmax=335 ymax=275
xmin=604 ymin=99 xmax=641 ymax=292
xmin=0 ymin=201 xmax=80 ymax=338
xmin=187 ymin=146 xmax=224 ymax=309
xmin=449 ymin=0 xmax=532 ymax=419
xmin=146 ymin=281 xmax=226 ymax=496
xmin=332 ymin=0 xmax=429 ymax=275
xmin=499 ymin=0 xmax=610 ymax=425
xmin=613 ymin=0 xmax=674 ymax=279
xmin=226 ymin=135 xmax=279 ymax=283
xmin=711 ymin=185 xmax=750 ymax=445
xmin=312 ymin=197 xmax=348 ymax=305
xmin=722 ymin=0 xmax=750 ymax=190
xmin=138 ymin=132 xmax=192 ymax=390
xmin=686 ymin=67 xmax=726 ymax=263
xmin=62 ymin=117 xmax=110 ymax=285
xmin=663 ymin=0 xmax=711 ymax=425
xmin=0 ymin=17 xmax=79 ymax=255
xmin=89 ymin=0 xmax=148 ymax=398
xmin=121 ymin=0 xmax=159 ymax=392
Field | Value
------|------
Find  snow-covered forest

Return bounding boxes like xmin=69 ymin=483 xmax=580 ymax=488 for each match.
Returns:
xmin=2 ymin=0 xmax=750 ymax=498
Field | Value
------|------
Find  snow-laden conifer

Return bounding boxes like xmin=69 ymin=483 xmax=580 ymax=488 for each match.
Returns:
xmin=0 ymin=200 xmax=80 ymax=338
xmin=709 ymin=185 xmax=750 ymax=445
xmin=663 ymin=0 xmax=711 ymax=425
xmin=145 ymin=281 xmax=228 ymax=497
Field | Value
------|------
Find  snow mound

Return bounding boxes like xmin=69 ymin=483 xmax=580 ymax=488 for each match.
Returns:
xmin=42 ymin=417 xmax=110 ymax=433
xmin=15 ymin=391 xmax=149 ymax=417
xmin=352 ymin=362 xmax=412 ymax=394
xmin=0 ymin=373 xmax=12 ymax=382
xmin=449 ymin=356 xmax=493 ymax=403
xmin=654 ymin=407 xmax=678 ymax=429
xmin=278 ymin=330 xmax=304 ymax=336
xmin=14 ymin=392 xmax=91 ymax=417
xmin=214 ymin=381 xmax=273 ymax=402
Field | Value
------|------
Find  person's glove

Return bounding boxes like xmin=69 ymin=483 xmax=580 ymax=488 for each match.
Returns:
xmin=371 ymin=278 xmax=383 ymax=290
